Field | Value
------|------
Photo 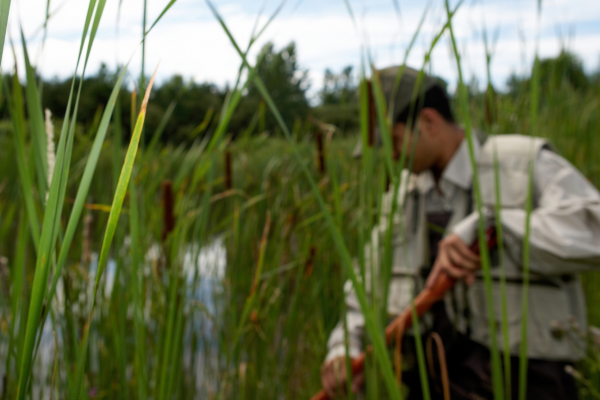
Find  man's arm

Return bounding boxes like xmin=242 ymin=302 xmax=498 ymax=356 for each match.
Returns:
xmin=452 ymin=149 xmax=600 ymax=275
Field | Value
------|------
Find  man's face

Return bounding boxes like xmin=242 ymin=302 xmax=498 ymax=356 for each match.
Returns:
xmin=391 ymin=121 xmax=436 ymax=174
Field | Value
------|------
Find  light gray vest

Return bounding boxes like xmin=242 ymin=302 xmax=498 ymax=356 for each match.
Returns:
xmin=449 ymin=134 xmax=586 ymax=361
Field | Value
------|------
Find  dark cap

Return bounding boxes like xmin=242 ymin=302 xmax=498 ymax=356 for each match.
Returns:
xmin=353 ymin=65 xmax=441 ymax=158
xmin=377 ymin=65 xmax=440 ymax=124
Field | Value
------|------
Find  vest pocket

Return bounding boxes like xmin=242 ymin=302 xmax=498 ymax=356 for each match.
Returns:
xmin=528 ymin=284 xmax=573 ymax=356
xmin=467 ymin=280 xmax=522 ymax=353
xmin=466 ymin=279 xmax=575 ymax=358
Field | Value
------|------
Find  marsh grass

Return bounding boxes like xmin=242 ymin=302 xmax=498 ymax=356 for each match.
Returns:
xmin=0 ymin=1 xmax=599 ymax=400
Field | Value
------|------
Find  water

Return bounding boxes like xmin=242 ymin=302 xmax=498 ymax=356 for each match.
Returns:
xmin=8 ymin=236 xmax=227 ymax=398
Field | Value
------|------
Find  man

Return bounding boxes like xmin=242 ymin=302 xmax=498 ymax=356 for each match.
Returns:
xmin=320 ymin=66 xmax=600 ymax=399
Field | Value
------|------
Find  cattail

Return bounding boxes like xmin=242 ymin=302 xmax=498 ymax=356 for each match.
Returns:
xmin=45 ymin=109 xmax=56 ymax=200
xmin=367 ymin=79 xmax=376 ymax=148
xmin=224 ymin=150 xmax=232 ymax=190
xmin=161 ymin=180 xmax=175 ymax=242
xmin=315 ymin=129 xmax=325 ymax=175
xmin=485 ymin=86 xmax=497 ymax=126
xmin=386 ymin=170 xmax=391 ymax=192
xmin=305 ymin=246 xmax=316 ymax=278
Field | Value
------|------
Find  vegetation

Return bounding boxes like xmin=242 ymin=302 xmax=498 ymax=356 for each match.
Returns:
xmin=0 ymin=1 xmax=599 ymax=400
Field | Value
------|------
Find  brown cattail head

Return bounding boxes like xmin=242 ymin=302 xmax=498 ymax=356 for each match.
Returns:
xmin=224 ymin=150 xmax=233 ymax=190
xmin=305 ymin=246 xmax=316 ymax=278
xmin=315 ymin=130 xmax=325 ymax=175
xmin=161 ymin=180 xmax=175 ymax=242
xmin=386 ymin=168 xmax=391 ymax=192
xmin=367 ymin=79 xmax=376 ymax=147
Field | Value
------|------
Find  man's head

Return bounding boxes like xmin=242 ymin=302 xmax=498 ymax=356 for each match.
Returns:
xmin=377 ymin=66 xmax=463 ymax=175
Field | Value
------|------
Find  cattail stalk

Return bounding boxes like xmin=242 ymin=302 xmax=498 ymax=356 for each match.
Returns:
xmin=305 ymin=246 xmax=316 ymax=278
xmin=315 ymin=129 xmax=325 ymax=175
xmin=161 ymin=180 xmax=175 ymax=242
xmin=367 ymin=79 xmax=376 ymax=148
xmin=224 ymin=150 xmax=232 ymax=190
xmin=485 ymin=86 xmax=497 ymax=126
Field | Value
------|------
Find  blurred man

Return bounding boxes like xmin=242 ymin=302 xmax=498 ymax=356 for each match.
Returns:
xmin=320 ymin=66 xmax=600 ymax=399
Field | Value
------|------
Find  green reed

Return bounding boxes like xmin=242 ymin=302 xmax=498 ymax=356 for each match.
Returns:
xmin=0 ymin=1 xmax=598 ymax=399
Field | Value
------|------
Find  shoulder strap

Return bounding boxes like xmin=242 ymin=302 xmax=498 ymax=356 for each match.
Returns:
xmin=478 ymin=134 xmax=553 ymax=167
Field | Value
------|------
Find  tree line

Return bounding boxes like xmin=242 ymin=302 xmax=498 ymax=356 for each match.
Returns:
xmin=1 ymin=42 xmax=597 ymax=145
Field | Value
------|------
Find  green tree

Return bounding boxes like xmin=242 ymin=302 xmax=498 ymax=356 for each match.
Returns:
xmin=148 ymin=76 xmax=225 ymax=143
xmin=506 ymin=50 xmax=589 ymax=98
xmin=244 ymin=42 xmax=310 ymax=135
xmin=539 ymin=50 xmax=588 ymax=92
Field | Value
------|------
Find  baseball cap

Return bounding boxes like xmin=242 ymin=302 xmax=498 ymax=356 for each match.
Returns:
xmin=353 ymin=65 xmax=442 ymax=158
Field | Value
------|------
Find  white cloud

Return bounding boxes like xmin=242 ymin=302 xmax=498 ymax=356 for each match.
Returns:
xmin=2 ymin=0 xmax=599 ymax=98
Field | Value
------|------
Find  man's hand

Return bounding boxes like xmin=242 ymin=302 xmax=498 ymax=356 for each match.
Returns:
xmin=321 ymin=356 xmax=364 ymax=397
xmin=426 ymin=233 xmax=481 ymax=289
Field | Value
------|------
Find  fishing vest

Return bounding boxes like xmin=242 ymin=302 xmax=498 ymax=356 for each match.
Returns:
xmin=384 ymin=134 xmax=586 ymax=361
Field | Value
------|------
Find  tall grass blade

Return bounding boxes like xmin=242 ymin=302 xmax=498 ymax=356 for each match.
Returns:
xmin=0 ymin=0 xmax=11 ymax=67
xmin=20 ymin=31 xmax=48 ymax=201
xmin=444 ymin=1 xmax=504 ymax=399
xmin=29 ymin=0 xmax=118 ymax=365
xmin=518 ymin=2 xmax=544 ymax=398
xmin=71 ymin=64 xmax=159 ymax=399
xmin=230 ymin=211 xmax=271 ymax=358
xmin=39 ymin=65 xmax=129 ymax=353
xmin=141 ymin=0 xmax=147 ymax=98
xmin=146 ymin=0 xmax=178 ymax=35
xmin=129 ymin=179 xmax=148 ymax=400
xmin=11 ymin=3 xmax=103 ymax=390
xmin=483 ymin=25 xmax=512 ymax=398
xmin=157 ymin=226 xmax=185 ymax=400
xmin=4 ymin=72 xmax=41 ymax=249
xmin=3 ymin=211 xmax=28 ymax=392
xmin=520 ymin=4 xmax=543 ymax=398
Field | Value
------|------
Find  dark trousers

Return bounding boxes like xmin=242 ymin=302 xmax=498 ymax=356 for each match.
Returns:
xmin=402 ymin=303 xmax=579 ymax=400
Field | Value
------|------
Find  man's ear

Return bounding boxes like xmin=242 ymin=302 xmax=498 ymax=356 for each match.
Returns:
xmin=418 ymin=108 xmax=440 ymax=138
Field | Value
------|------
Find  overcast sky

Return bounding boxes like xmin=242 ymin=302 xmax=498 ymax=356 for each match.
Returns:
xmin=3 ymin=0 xmax=600 ymax=99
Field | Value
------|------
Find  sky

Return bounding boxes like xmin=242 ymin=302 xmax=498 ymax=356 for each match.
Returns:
xmin=3 ymin=0 xmax=600 ymax=100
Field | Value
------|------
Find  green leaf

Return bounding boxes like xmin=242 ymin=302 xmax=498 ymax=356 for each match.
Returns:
xmin=39 ymin=65 xmax=129 ymax=348
xmin=20 ymin=31 xmax=48 ymax=202
xmin=0 ymin=0 xmax=12 ymax=68
xmin=444 ymin=1 xmax=505 ymax=399
xmin=4 ymin=72 xmax=41 ymax=249
xmin=71 ymin=64 xmax=159 ymax=399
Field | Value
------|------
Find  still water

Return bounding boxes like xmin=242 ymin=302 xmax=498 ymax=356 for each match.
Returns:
xmin=10 ymin=237 xmax=226 ymax=399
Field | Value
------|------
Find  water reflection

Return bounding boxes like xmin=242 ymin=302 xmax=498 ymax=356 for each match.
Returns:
xmin=26 ymin=237 xmax=226 ymax=398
